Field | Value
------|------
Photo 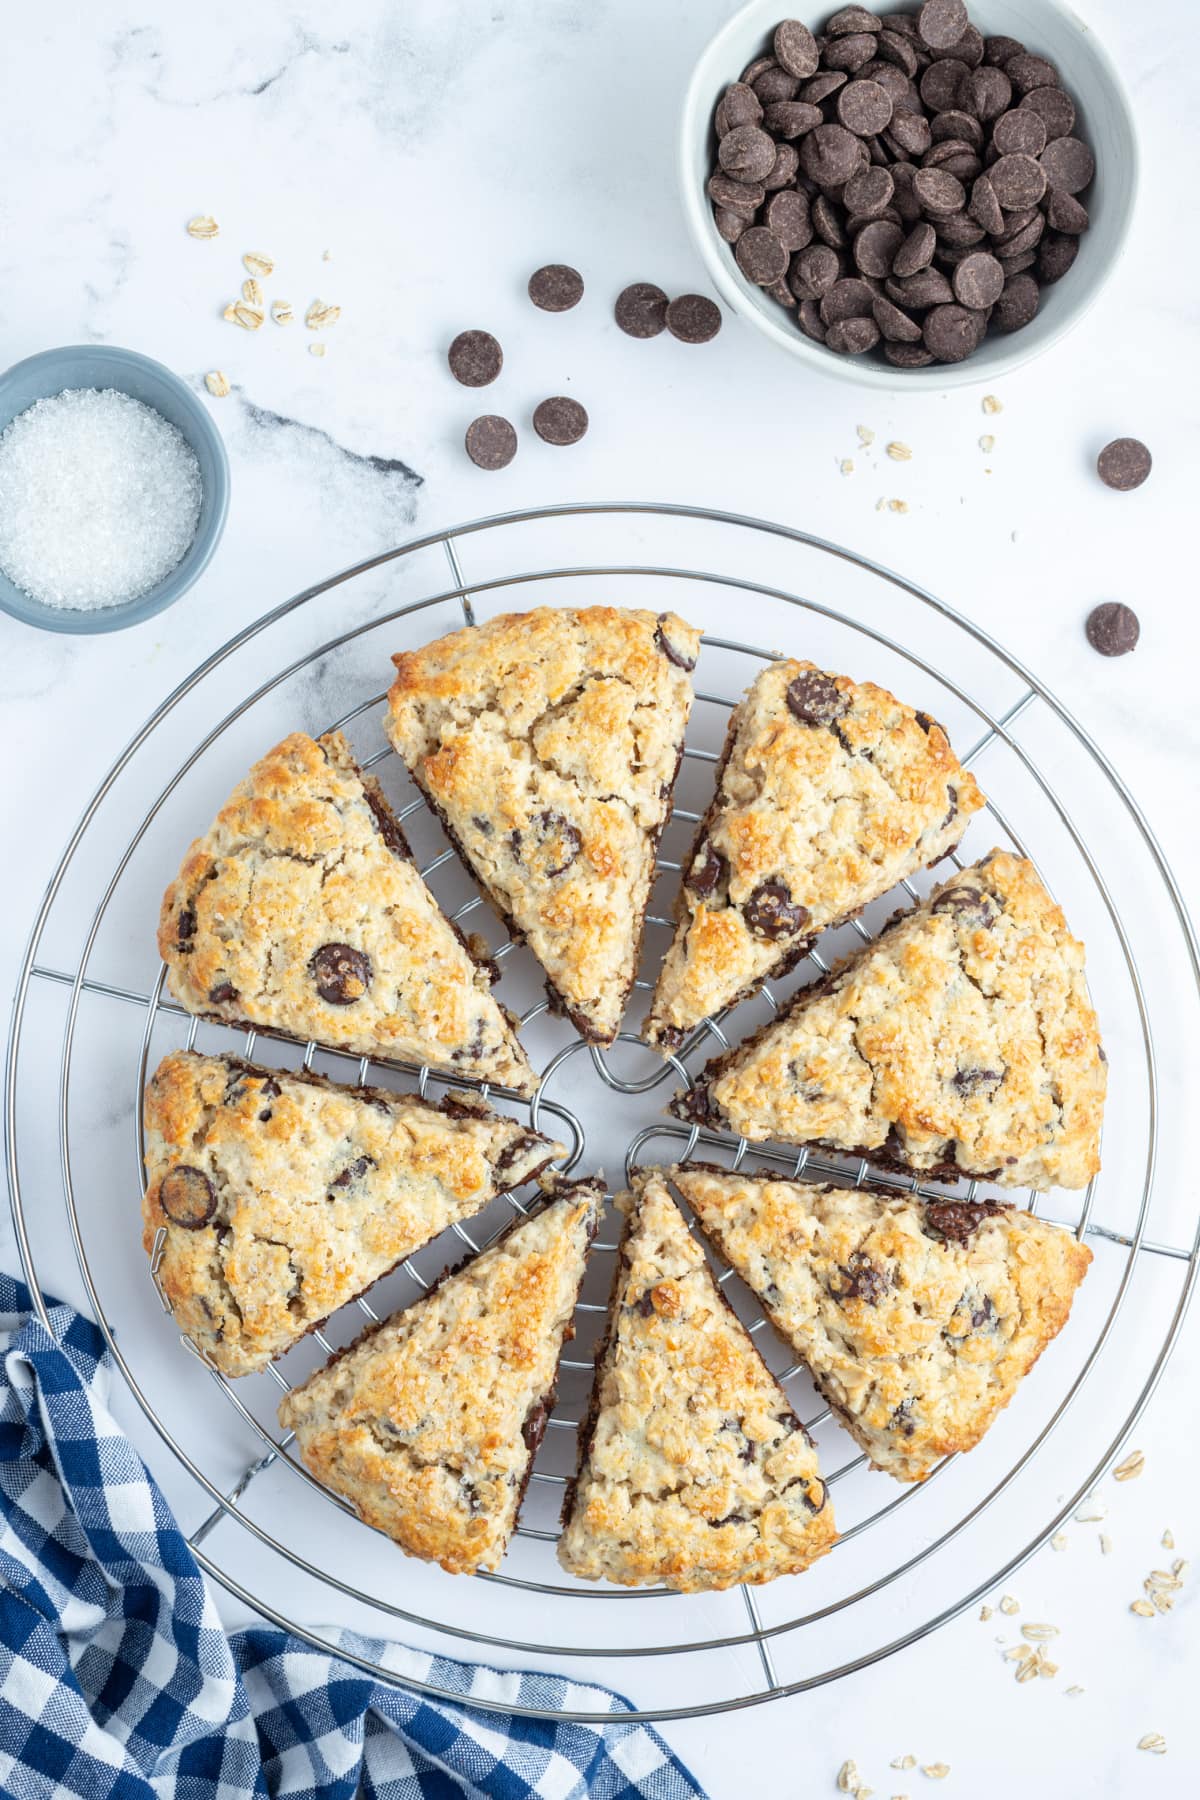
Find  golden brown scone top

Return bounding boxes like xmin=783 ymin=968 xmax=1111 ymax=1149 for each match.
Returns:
xmin=673 ymin=851 xmax=1107 ymax=1191
xmin=142 ymin=1050 xmax=562 ymax=1376
xmin=386 ymin=606 xmax=700 ymax=1043
xmin=557 ymin=1172 xmax=835 ymax=1591
xmin=645 ymin=659 xmax=985 ymax=1049
xmin=673 ymin=1165 xmax=1092 ymax=1483
xmin=279 ymin=1180 xmax=602 ymax=1575
xmin=157 ymin=730 xmax=536 ymax=1095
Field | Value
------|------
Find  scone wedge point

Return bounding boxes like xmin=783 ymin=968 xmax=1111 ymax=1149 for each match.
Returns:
xmin=158 ymin=731 xmax=537 ymax=1095
xmin=645 ymin=659 xmax=985 ymax=1050
xmin=672 ymin=1165 xmax=1092 ymax=1484
xmin=278 ymin=1176 xmax=602 ymax=1574
xmin=386 ymin=606 xmax=700 ymax=1044
xmin=672 ymin=851 xmax=1106 ymax=1191
xmin=557 ymin=1172 xmax=835 ymax=1591
xmin=142 ymin=1050 xmax=564 ymax=1376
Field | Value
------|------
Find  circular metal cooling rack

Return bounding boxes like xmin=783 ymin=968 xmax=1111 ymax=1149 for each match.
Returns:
xmin=7 ymin=502 xmax=1200 ymax=1725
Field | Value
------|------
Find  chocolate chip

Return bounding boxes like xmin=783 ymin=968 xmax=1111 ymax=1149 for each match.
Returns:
xmin=920 ymin=58 xmax=971 ymax=114
xmin=951 ymin=1065 xmax=1003 ymax=1095
xmin=1006 ymin=52 xmax=1059 ymax=95
xmin=714 ymin=206 xmax=748 ymax=244
xmin=887 ymin=106 xmax=934 ymax=156
xmin=877 ymin=29 xmax=919 ymax=77
xmin=707 ymin=171 xmax=764 ymax=214
xmin=924 ymin=1199 xmax=1005 ymax=1244
xmin=991 ymin=106 xmax=1046 ymax=156
xmin=984 ymin=35 xmax=1024 ymax=66
xmin=665 ymin=293 xmax=722 ymax=343
xmin=774 ymin=19 xmax=821 ymax=78
xmin=970 ymin=1294 xmax=996 ymax=1329
xmin=913 ymin=166 xmax=965 ymax=214
xmin=1038 ymin=135 xmax=1094 ymax=195
xmin=510 ymin=810 xmax=582 ymax=878
xmin=884 ymin=341 xmax=936 ymax=366
xmin=448 ymin=330 xmax=502 ymax=388
xmin=967 ymin=171 xmax=1005 ymax=233
xmin=952 ymin=249 xmax=1003 ymax=308
xmin=736 ymin=225 xmax=789 ymax=285
xmin=802 ymin=69 xmax=849 ymax=103
xmin=826 ymin=315 xmax=881 ymax=354
xmin=918 ymin=0 xmax=968 ymax=52
xmin=1037 ymin=229 xmax=1078 ymax=283
xmin=330 ymin=1154 xmax=374 ymax=1189
xmin=743 ymin=879 xmax=811 ymax=941
xmin=492 ymin=1131 xmax=546 ymax=1178
xmin=797 ymin=296 xmax=828 ymax=341
xmin=787 ymin=668 xmax=849 ymax=725
xmin=930 ymin=107 xmax=984 ymax=149
xmin=207 ymin=982 xmax=238 ymax=1004
xmin=822 ymin=32 xmax=879 ymax=74
xmin=800 ymin=122 xmax=867 ymax=187
xmin=763 ymin=99 xmax=822 ymax=139
xmin=791 ymin=243 xmax=841 ymax=297
xmin=765 ymin=189 xmax=813 ymax=253
xmin=1046 ymin=189 xmax=1088 ymax=233
xmin=832 ymin=1249 xmax=889 ymax=1304
xmin=893 ymin=219 xmax=936 ymax=275
xmin=754 ymin=65 xmax=801 ymax=104
xmin=812 ymin=193 xmax=847 ymax=248
xmin=364 ymin=787 xmax=411 ymax=859
xmin=1097 ymin=438 xmax=1152 ymax=492
xmin=1020 ymin=84 xmax=1075 ymax=139
xmin=828 ymin=5 xmax=882 ymax=34
xmin=614 ymin=282 xmax=668 ymax=338
xmin=844 ymin=165 xmax=894 ymax=218
xmin=719 ymin=123 xmax=777 ymax=182
xmin=527 ymin=264 xmax=583 ymax=312
xmin=309 ymin=943 xmax=372 ymax=1005
xmin=176 ymin=904 xmax=197 ymax=946
xmin=887 ymin=265 xmax=954 ymax=308
xmin=764 ymin=141 xmax=801 ymax=188
xmin=967 ymin=64 xmax=1011 ymax=121
xmin=839 ymin=78 xmax=893 ymax=136
xmin=1085 ymin=602 xmax=1140 ymax=656
xmin=821 ymin=276 xmax=876 ymax=324
xmin=688 ymin=840 xmax=728 ymax=898
xmin=873 ymin=295 xmax=923 ymax=342
xmin=465 ymin=415 xmax=517 ymax=470
xmin=533 ymin=396 xmax=588 ymax=446
xmin=160 ymin=1165 xmax=216 ymax=1230
xmin=931 ymin=884 xmax=1001 ymax=925
xmin=719 ymin=81 xmax=763 ymax=130
xmin=853 ymin=218 xmax=904 ymax=277
xmin=655 ymin=612 xmax=698 ymax=670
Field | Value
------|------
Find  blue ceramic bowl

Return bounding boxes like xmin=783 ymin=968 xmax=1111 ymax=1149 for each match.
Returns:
xmin=0 ymin=345 xmax=230 ymax=634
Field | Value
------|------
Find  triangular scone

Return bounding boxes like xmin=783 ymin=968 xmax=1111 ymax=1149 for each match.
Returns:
xmin=557 ymin=1173 xmax=835 ymax=1591
xmin=278 ymin=1178 xmax=602 ymax=1574
xmin=386 ymin=606 xmax=700 ymax=1044
xmin=672 ymin=1166 xmax=1092 ymax=1483
xmin=672 ymin=851 xmax=1106 ymax=1191
xmin=158 ymin=731 xmax=537 ymax=1096
xmin=142 ymin=1050 xmax=563 ymax=1376
xmin=645 ymin=661 xmax=985 ymax=1051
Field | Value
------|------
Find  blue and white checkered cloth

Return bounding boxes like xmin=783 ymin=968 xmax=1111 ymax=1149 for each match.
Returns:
xmin=0 ymin=1275 xmax=706 ymax=1799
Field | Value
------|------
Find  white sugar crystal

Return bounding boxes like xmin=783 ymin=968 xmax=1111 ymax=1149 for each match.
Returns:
xmin=0 ymin=386 xmax=202 ymax=610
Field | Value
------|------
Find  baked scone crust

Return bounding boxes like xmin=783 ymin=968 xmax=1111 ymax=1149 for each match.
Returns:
xmin=386 ymin=606 xmax=700 ymax=1044
xmin=673 ymin=851 xmax=1106 ymax=1191
xmin=157 ymin=731 xmax=536 ymax=1095
xmin=672 ymin=1165 xmax=1092 ymax=1483
xmin=645 ymin=660 xmax=985 ymax=1049
xmin=278 ymin=1179 xmax=602 ymax=1575
xmin=557 ymin=1173 xmax=835 ymax=1591
xmin=142 ymin=1050 xmax=562 ymax=1376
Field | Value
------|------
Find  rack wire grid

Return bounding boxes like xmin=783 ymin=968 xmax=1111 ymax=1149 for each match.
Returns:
xmin=7 ymin=502 xmax=1199 ymax=1725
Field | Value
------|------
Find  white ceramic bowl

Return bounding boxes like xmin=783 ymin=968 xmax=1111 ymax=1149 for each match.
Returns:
xmin=679 ymin=0 xmax=1138 ymax=388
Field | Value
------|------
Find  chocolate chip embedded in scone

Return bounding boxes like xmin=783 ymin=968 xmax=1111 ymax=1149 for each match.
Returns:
xmin=156 ymin=730 xmax=537 ymax=1095
xmin=385 ymin=607 xmax=700 ymax=1045
xmin=142 ymin=1050 xmax=564 ymax=1377
xmin=668 ymin=851 xmax=1107 ymax=1191
xmin=672 ymin=1165 xmax=1092 ymax=1482
xmin=644 ymin=659 xmax=985 ymax=1053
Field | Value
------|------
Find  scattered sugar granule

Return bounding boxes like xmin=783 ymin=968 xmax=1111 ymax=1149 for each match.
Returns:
xmin=979 ymin=434 xmax=995 ymax=453
xmin=186 ymin=214 xmax=219 ymax=239
xmin=856 ymin=424 xmax=875 ymax=446
xmin=243 ymin=251 xmax=274 ymax=278
xmin=1114 ymin=1450 xmax=1145 ymax=1482
xmin=982 ymin=394 xmax=1002 ymax=415
xmin=0 ymin=387 xmax=201 ymax=611
xmin=204 ymin=371 xmax=230 ymax=398
xmin=886 ymin=441 xmax=912 ymax=461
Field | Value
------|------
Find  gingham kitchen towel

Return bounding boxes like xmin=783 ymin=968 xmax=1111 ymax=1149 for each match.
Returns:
xmin=0 ymin=1274 xmax=705 ymax=1799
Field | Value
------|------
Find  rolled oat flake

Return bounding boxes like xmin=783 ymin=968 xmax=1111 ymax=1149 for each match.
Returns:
xmin=465 ymin=414 xmax=517 ymax=470
xmin=1097 ymin=437 xmax=1152 ymax=491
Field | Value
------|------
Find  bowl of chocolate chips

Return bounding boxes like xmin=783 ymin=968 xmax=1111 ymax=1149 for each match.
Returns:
xmin=680 ymin=0 xmax=1137 ymax=384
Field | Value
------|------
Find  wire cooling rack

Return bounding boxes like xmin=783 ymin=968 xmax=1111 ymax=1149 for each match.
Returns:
xmin=7 ymin=503 xmax=1199 ymax=1724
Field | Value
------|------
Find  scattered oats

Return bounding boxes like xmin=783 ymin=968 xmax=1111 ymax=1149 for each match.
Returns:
xmin=978 ymin=434 xmax=995 ymax=453
xmin=856 ymin=1789 xmax=874 ymax=1799
xmin=241 ymin=278 xmax=264 ymax=308
xmin=886 ymin=441 xmax=912 ymax=461
xmin=1150 ymin=1591 xmax=1174 ymax=1614
xmin=982 ymin=394 xmax=1003 ymax=415
xmin=1052 ymin=1532 xmax=1070 ymax=1552
xmin=1075 ymin=1495 xmax=1106 ymax=1522
xmin=887 ymin=498 xmax=909 ymax=514
xmin=1100 ymin=1534 xmax=1113 ymax=1555
xmin=1021 ymin=1624 xmax=1060 ymax=1642
xmin=1147 ymin=1571 xmax=1180 ymax=1589
xmin=1039 ymin=1659 xmax=1059 ymax=1679
xmin=322 ymin=248 xmax=332 ymax=261
xmin=1130 ymin=1600 xmax=1155 ymax=1618
xmin=271 ymin=300 xmax=295 ymax=326
xmin=841 ymin=458 xmax=855 ymax=476
xmin=186 ymin=215 xmax=219 ymax=239
xmin=1162 ymin=1529 xmax=1175 ymax=1550
xmin=1066 ymin=1686 xmax=1085 ymax=1697
xmin=1138 ymin=1733 xmax=1167 ymax=1755
xmin=921 ymin=1765 xmax=950 ymax=1779
xmin=1173 ymin=1558 xmax=1188 ymax=1578
xmin=203 ymin=370 xmax=230 ymax=398
xmin=1000 ymin=1596 xmax=1020 ymax=1615
xmin=857 ymin=424 xmax=875 ymax=446
xmin=890 ymin=1757 xmax=917 ymax=1772
xmin=892 ymin=1794 xmax=910 ymax=1800
xmin=1004 ymin=1645 xmax=1035 ymax=1663
xmin=837 ymin=1760 xmax=859 ymax=1793
xmin=305 ymin=299 xmax=341 ymax=330
xmin=243 ymin=251 xmax=274 ymax=279
xmin=1016 ymin=1657 xmax=1040 ymax=1683
xmin=875 ymin=496 xmax=886 ymax=511
xmin=223 ymin=301 xmax=264 ymax=331
xmin=979 ymin=1605 xmax=993 ymax=1621
xmin=309 ymin=342 xmax=327 ymax=358
xmin=1113 ymin=1449 xmax=1144 ymax=1482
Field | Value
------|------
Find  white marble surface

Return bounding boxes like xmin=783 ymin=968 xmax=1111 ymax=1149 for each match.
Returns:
xmin=1 ymin=1 xmax=1197 ymax=1793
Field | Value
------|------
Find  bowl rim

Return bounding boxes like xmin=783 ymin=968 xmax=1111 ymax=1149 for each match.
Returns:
xmin=678 ymin=0 xmax=1140 ymax=390
xmin=0 ymin=343 xmax=230 ymax=635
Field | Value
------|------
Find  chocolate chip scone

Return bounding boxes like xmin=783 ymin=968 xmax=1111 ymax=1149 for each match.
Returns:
xmin=672 ymin=1166 xmax=1092 ymax=1483
xmin=142 ymin=1050 xmax=563 ymax=1377
xmin=386 ymin=606 xmax=700 ymax=1044
xmin=644 ymin=661 xmax=985 ymax=1050
xmin=557 ymin=1172 xmax=835 ymax=1591
xmin=158 ymin=731 xmax=537 ymax=1096
xmin=672 ymin=851 xmax=1106 ymax=1191
xmin=278 ymin=1178 xmax=602 ymax=1574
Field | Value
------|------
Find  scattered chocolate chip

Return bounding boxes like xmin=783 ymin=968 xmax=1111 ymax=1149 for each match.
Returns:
xmin=533 ymin=396 xmax=588 ymax=446
xmin=715 ymin=206 xmax=748 ymax=244
xmin=160 ymin=1165 xmax=216 ymax=1230
xmin=688 ymin=840 xmax=728 ymax=898
xmin=967 ymin=64 xmax=1011 ymax=121
xmin=984 ymin=35 xmax=1024 ymax=66
xmin=924 ymin=1198 xmax=1005 ymax=1244
xmin=920 ymin=58 xmax=971 ymax=114
xmin=309 ymin=942 xmax=373 ymax=1005
xmin=893 ymin=219 xmax=937 ymax=276
xmin=510 ymin=810 xmax=582 ymax=879
xmin=913 ymin=166 xmax=966 ymax=215
xmin=614 ymin=281 xmax=668 ymax=338
xmin=888 ymin=106 xmax=934 ymax=156
xmin=465 ymin=414 xmax=517 ymax=470
xmin=822 ymin=275 xmax=876 ymax=323
xmin=655 ymin=612 xmax=698 ymax=669
xmin=527 ymin=264 xmax=584 ymax=312
xmin=1085 ymin=601 xmax=1140 ymax=656
xmin=736 ymin=225 xmax=790 ymax=285
xmin=884 ymin=341 xmax=936 ymax=366
xmin=887 ymin=265 xmax=955 ymax=308
xmin=787 ymin=668 xmax=849 ymax=725
xmin=665 ymin=293 xmax=722 ymax=342
xmin=822 ymin=32 xmax=879 ymax=74
xmin=1097 ymin=437 xmax=1152 ymax=492
xmin=447 ymin=329 xmax=502 ymax=388
xmin=744 ymin=879 xmax=811 ymax=941
xmin=828 ymin=5 xmax=882 ymax=34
